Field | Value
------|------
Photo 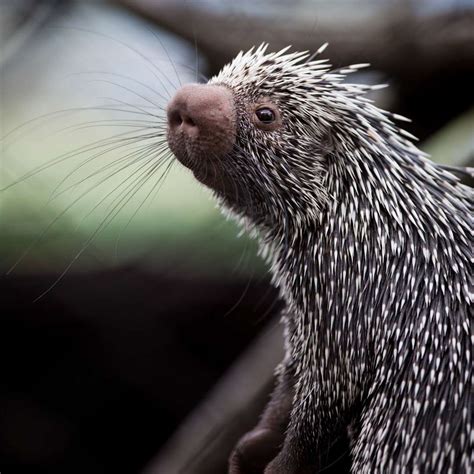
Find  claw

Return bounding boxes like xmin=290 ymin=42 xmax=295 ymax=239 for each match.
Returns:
xmin=229 ymin=428 xmax=284 ymax=474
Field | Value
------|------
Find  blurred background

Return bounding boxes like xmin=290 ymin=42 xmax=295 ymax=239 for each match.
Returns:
xmin=0 ymin=1 xmax=473 ymax=473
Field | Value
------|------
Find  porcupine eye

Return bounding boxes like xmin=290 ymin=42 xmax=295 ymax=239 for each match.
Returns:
xmin=255 ymin=107 xmax=275 ymax=124
xmin=252 ymin=103 xmax=281 ymax=132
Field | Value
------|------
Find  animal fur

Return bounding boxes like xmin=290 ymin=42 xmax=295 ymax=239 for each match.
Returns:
xmin=175 ymin=44 xmax=474 ymax=473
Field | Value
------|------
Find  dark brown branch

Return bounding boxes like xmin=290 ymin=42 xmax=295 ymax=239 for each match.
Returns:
xmin=113 ymin=0 xmax=474 ymax=79
xmin=142 ymin=320 xmax=284 ymax=474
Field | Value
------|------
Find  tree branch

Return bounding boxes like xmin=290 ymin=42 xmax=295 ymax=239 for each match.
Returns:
xmin=114 ymin=0 xmax=474 ymax=79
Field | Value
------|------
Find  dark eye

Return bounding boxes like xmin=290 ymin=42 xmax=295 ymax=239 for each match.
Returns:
xmin=255 ymin=107 xmax=275 ymax=124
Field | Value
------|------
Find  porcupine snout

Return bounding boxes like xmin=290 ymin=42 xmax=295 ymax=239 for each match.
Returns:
xmin=167 ymin=84 xmax=236 ymax=171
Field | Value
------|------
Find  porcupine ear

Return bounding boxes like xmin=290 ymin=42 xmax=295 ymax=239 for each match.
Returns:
xmin=319 ymin=131 xmax=337 ymax=158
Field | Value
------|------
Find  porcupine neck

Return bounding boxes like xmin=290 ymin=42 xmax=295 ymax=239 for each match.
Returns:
xmin=246 ymin=120 xmax=471 ymax=398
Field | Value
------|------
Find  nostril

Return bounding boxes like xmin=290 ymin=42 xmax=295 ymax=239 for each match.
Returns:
xmin=168 ymin=108 xmax=198 ymax=130
xmin=169 ymin=110 xmax=183 ymax=128
xmin=184 ymin=116 xmax=196 ymax=127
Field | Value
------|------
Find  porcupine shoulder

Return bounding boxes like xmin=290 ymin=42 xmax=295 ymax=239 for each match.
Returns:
xmin=166 ymin=44 xmax=473 ymax=473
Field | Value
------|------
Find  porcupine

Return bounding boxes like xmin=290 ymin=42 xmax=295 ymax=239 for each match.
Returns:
xmin=166 ymin=44 xmax=473 ymax=473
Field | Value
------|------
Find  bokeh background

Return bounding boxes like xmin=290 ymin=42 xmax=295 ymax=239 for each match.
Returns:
xmin=1 ymin=1 xmax=473 ymax=473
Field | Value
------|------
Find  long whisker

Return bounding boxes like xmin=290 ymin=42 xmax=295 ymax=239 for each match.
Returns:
xmin=154 ymin=58 xmax=208 ymax=83
xmin=72 ymin=152 xmax=170 ymax=232
xmin=146 ymin=26 xmax=182 ymax=89
xmin=99 ymin=96 xmax=163 ymax=119
xmin=59 ymin=118 xmax=163 ymax=131
xmin=1 ymin=126 xmax=166 ymax=191
xmin=3 ymin=26 xmax=185 ymax=302
xmin=85 ymin=79 xmax=166 ymax=112
xmin=5 ymin=141 xmax=162 ymax=275
xmin=114 ymin=155 xmax=175 ymax=259
xmin=51 ymin=26 xmax=174 ymax=100
xmin=1 ymin=104 xmax=155 ymax=149
xmin=50 ymin=139 xmax=167 ymax=201
xmin=32 ymin=156 xmax=167 ymax=301
xmin=70 ymin=70 xmax=170 ymax=104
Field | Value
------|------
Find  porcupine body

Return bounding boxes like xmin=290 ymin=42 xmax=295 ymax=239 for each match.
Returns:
xmin=166 ymin=45 xmax=473 ymax=473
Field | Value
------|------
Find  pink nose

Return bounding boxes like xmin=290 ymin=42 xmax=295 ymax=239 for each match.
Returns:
xmin=166 ymin=84 xmax=236 ymax=166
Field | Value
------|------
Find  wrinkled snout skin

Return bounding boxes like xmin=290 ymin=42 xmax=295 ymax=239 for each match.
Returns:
xmin=167 ymin=84 xmax=237 ymax=182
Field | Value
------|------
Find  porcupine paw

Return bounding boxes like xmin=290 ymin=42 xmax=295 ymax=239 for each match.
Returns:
xmin=228 ymin=427 xmax=284 ymax=474
xmin=263 ymin=448 xmax=319 ymax=474
xmin=263 ymin=459 xmax=316 ymax=474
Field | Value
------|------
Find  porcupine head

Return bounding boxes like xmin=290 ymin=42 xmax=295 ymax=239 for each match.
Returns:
xmin=167 ymin=44 xmax=338 ymax=237
xmin=166 ymin=42 xmax=473 ymax=472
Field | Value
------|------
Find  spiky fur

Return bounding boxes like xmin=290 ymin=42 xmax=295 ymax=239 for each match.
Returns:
xmin=208 ymin=45 xmax=473 ymax=473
